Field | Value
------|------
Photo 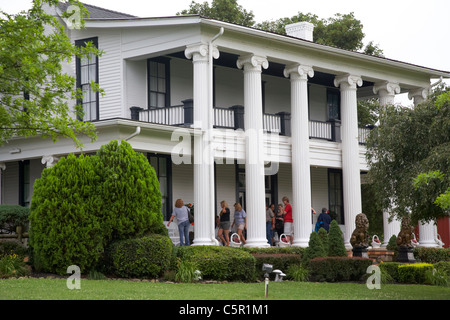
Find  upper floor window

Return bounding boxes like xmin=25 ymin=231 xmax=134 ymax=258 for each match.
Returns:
xmin=327 ymin=89 xmax=340 ymax=121
xmin=148 ymin=58 xmax=170 ymax=108
xmin=76 ymin=37 xmax=99 ymax=121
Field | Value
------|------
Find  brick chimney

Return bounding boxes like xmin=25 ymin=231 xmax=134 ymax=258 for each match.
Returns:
xmin=285 ymin=21 xmax=314 ymax=41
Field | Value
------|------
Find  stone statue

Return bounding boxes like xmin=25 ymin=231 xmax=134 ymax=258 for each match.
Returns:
xmin=396 ymin=216 xmax=414 ymax=248
xmin=350 ymin=213 xmax=370 ymax=248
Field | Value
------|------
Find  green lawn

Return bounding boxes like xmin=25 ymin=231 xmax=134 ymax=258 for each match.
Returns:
xmin=1 ymin=278 xmax=449 ymax=300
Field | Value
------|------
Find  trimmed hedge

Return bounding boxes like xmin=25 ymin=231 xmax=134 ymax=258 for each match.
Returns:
xmin=0 ymin=205 xmax=30 ymax=233
xmin=176 ymin=246 xmax=256 ymax=282
xmin=413 ymin=247 xmax=450 ymax=263
xmin=398 ymin=263 xmax=434 ymax=284
xmin=105 ymin=234 xmax=173 ymax=278
xmin=308 ymin=257 xmax=373 ymax=282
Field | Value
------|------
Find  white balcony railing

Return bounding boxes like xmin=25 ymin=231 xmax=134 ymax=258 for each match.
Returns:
xmin=130 ymin=105 xmax=372 ymax=143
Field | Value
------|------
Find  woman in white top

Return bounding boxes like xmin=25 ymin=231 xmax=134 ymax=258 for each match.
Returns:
xmin=167 ymin=199 xmax=190 ymax=246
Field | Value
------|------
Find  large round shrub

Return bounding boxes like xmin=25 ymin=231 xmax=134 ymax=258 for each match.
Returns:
xmin=96 ymin=140 xmax=165 ymax=241
xmin=29 ymin=140 xmax=165 ymax=275
xmin=105 ymin=234 xmax=173 ymax=278
xmin=30 ymin=154 xmax=103 ymax=274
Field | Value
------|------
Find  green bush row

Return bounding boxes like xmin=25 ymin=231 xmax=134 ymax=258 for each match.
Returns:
xmin=413 ymin=247 xmax=450 ymax=263
xmin=380 ymin=261 xmax=450 ymax=286
xmin=308 ymin=256 xmax=373 ymax=282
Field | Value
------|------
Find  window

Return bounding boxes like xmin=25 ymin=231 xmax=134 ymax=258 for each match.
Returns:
xmin=327 ymin=89 xmax=340 ymax=121
xmin=328 ymin=169 xmax=344 ymax=224
xmin=148 ymin=153 xmax=172 ymax=220
xmin=19 ymin=160 xmax=30 ymax=207
xmin=76 ymin=37 xmax=99 ymax=121
xmin=148 ymin=58 xmax=170 ymax=108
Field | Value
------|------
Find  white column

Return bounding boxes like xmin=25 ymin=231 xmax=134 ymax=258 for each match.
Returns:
xmin=284 ymin=64 xmax=314 ymax=247
xmin=334 ymin=74 xmax=363 ymax=248
xmin=408 ymin=88 xmax=429 ymax=106
xmin=237 ymin=54 xmax=269 ymax=248
xmin=41 ymin=155 xmax=59 ymax=168
xmin=373 ymin=81 xmax=400 ymax=106
xmin=418 ymin=221 xmax=439 ymax=247
xmin=373 ymin=82 xmax=402 ymax=247
xmin=185 ymin=43 xmax=218 ymax=246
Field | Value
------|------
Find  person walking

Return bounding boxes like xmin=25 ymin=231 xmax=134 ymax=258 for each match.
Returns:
xmin=217 ymin=200 xmax=231 ymax=246
xmin=231 ymin=202 xmax=246 ymax=245
xmin=167 ymin=199 xmax=191 ymax=246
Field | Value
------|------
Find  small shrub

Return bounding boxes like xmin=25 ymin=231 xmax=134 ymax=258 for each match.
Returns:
xmin=308 ymin=257 xmax=373 ymax=282
xmin=175 ymin=260 xmax=200 ymax=283
xmin=0 ymin=241 xmax=28 ymax=258
xmin=286 ymin=264 xmax=309 ymax=282
xmin=327 ymin=220 xmax=347 ymax=257
xmin=177 ymin=246 xmax=255 ymax=282
xmin=398 ymin=263 xmax=434 ymax=284
xmin=0 ymin=253 xmax=30 ymax=278
xmin=0 ymin=205 xmax=30 ymax=233
xmin=105 ymin=234 xmax=172 ymax=278
xmin=302 ymin=232 xmax=326 ymax=265
xmin=425 ymin=267 xmax=449 ymax=287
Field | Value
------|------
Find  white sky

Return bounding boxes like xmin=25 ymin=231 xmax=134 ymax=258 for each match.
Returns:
xmin=2 ymin=0 xmax=449 ymax=105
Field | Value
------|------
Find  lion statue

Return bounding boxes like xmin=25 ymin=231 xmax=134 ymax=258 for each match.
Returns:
xmin=350 ymin=213 xmax=369 ymax=248
xmin=396 ymin=216 xmax=414 ymax=248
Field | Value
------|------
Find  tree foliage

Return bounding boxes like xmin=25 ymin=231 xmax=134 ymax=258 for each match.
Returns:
xmin=0 ymin=0 xmax=99 ymax=148
xmin=177 ymin=0 xmax=255 ymax=26
xmin=366 ymin=85 xmax=450 ymax=224
xmin=178 ymin=0 xmax=383 ymax=55
xmin=30 ymin=140 xmax=165 ymax=274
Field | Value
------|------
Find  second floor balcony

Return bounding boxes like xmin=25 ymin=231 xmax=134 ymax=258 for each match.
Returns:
xmin=129 ymin=100 xmax=372 ymax=145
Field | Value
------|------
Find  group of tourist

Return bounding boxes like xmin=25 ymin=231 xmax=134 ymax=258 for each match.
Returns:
xmin=167 ymin=197 xmax=332 ymax=247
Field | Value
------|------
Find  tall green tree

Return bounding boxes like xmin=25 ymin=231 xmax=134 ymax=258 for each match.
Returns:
xmin=0 ymin=0 xmax=99 ymax=148
xmin=366 ymin=85 xmax=450 ymax=225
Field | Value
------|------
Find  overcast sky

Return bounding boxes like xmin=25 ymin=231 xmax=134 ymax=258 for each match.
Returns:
xmin=2 ymin=0 xmax=449 ymax=104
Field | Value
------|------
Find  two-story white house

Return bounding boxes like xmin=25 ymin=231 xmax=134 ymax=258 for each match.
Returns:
xmin=1 ymin=2 xmax=449 ymax=248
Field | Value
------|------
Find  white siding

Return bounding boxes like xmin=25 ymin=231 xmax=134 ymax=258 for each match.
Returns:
xmin=98 ymin=32 xmax=123 ymax=119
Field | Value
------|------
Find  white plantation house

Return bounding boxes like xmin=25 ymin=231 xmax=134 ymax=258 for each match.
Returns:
xmin=1 ymin=2 xmax=449 ymax=249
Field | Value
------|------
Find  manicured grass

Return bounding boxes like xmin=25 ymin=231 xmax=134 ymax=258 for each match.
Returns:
xmin=1 ymin=278 xmax=449 ymax=300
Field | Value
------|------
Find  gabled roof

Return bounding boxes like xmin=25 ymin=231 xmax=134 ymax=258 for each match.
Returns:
xmin=58 ymin=1 xmax=136 ymax=19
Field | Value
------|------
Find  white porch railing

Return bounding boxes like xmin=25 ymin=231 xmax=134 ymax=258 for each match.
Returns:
xmin=309 ymin=120 xmax=332 ymax=140
xmin=131 ymin=105 xmax=372 ymax=143
xmin=263 ymin=114 xmax=281 ymax=133
xmin=214 ymin=107 xmax=235 ymax=128
xmin=138 ymin=105 xmax=185 ymax=125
